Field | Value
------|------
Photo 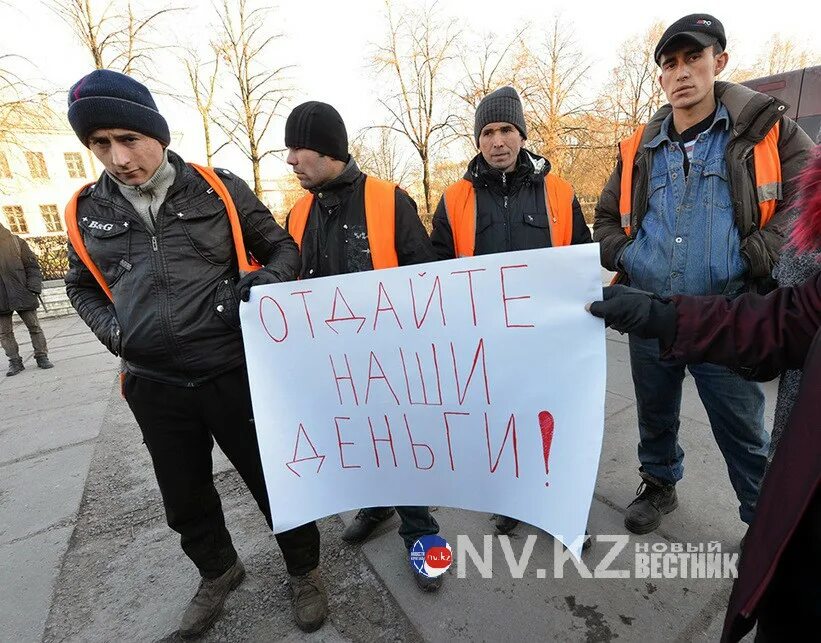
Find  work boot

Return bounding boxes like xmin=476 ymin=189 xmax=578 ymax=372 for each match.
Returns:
xmin=408 ymin=554 xmax=444 ymax=592
xmin=494 ymin=515 xmax=519 ymax=535
xmin=624 ymin=470 xmax=678 ymax=535
xmin=178 ymin=558 xmax=245 ymax=639
xmin=36 ymin=356 xmax=54 ymax=369
xmin=6 ymin=358 xmax=24 ymax=377
xmin=290 ymin=568 xmax=327 ymax=632
xmin=342 ymin=507 xmax=396 ymax=544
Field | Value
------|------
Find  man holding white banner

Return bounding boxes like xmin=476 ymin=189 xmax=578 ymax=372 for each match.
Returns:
xmin=283 ymin=101 xmax=443 ymax=591
xmin=429 ymin=86 xmax=594 ymax=544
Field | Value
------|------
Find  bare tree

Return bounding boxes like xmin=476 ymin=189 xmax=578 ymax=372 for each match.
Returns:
xmin=453 ymin=29 xmax=526 ymax=140
xmin=596 ymin=21 xmax=666 ymax=145
xmin=181 ymin=44 xmax=221 ymax=164
xmin=730 ymin=36 xmax=820 ymax=82
xmin=350 ymin=127 xmax=413 ymax=187
xmin=45 ymin=0 xmax=180 ymax=78
xmin=515 ymin=16 xmax=592 ymax=171
xmin=212 ymin=0 xmax=291 ymax=197
xmin=373 ymin=0 xmax=461 ymax=214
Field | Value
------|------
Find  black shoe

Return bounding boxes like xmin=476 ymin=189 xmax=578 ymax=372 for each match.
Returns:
xmin=624 ymin=470 xmax=678 ymax=535
xmin=494 ymin=515 xmax=520 ymax=535
xmin=36 ymin=356 xmax=54 ymax=369
xmin=6 ymin=358 xmax=24 ymax=377
xmin=408 ymin=553 xmax=444 ymax=592
xmin=582 ymin=531 xmax=592 ymax=552
xmin=178 ymin=558 xmax=245 ymax=639
xmin=342 ymin=507 xmax=396 ymax=544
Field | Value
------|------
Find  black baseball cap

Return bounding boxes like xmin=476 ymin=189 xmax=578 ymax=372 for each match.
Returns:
xmin=655 ymin=14 xmax=726 ymax=65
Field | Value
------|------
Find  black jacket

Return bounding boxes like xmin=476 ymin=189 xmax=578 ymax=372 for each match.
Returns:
xmin=0 ymin=225 xmax=42 ymax=315
xmin=430 ymin=149 xmax=592 ymax=259
xmin=287 ymin=157 xmax=435 ymax=278
xmin=65 ymin=151 xmax=300 ymax=386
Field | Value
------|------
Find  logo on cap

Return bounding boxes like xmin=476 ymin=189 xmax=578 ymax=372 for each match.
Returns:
xmin=696 ymin=19 xmax=712 ymax=25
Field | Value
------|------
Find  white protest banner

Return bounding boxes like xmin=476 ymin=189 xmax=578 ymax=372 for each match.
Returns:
xmin=241 ymin=244 xmax=605 ymax=557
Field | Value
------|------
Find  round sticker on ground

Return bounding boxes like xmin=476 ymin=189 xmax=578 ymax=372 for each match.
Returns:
xmin=409 ymin=535 xmax=452 ymax=578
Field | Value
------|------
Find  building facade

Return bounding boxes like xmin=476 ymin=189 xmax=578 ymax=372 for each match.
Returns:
xmin=0 ymin=104 xmax=99 ymax=238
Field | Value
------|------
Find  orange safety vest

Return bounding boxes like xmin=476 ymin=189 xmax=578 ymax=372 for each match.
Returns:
xmin=64 ymin=163 xmax=260 ymax=301
xmin=441 ymin=174 xmax=575 ymax=257
xmin=287 ymin=175 xmax=399 ymax=270
xmin=618 ymin=122 xmax=782 ymax=236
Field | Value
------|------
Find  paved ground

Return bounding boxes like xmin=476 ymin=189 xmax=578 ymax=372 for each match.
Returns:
xmin=1 ymin=309 xmax=771 ymax=642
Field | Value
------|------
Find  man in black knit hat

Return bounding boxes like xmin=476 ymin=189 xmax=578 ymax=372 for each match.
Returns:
xmin=64 ymin=69 xmax=326 ymax=637
xmin=284 ymin=100 xmax=444 ymax=591
xmin=430 ymin=86 xmax=592 ymax=540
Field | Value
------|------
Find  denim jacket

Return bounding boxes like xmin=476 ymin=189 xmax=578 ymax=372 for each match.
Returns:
xmin=620 ymin=102 xmax=748 ymax=297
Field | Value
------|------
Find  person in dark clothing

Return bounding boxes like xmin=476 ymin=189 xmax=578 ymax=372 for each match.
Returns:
xmin=430 ymin=86 xmax=592 ymax=539
xmin=588 ymin=146 xmax=821 ymax=642
xmin=63 ymin=70 xmax=325 ymax=637
xmin=284 ymin=101 xmax=442 ymax=591
xmin=0 ymin=223 xmax=53 ymax=375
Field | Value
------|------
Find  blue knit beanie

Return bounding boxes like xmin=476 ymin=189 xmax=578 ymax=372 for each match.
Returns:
xmin=67 ymin=70 xmax=170 ymax=147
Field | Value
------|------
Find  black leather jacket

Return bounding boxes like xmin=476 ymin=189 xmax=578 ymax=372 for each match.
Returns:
xmin=65 ymin=151 xmax=299 ymax=386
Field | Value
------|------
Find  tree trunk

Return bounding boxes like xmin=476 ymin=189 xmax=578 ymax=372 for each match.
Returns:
xmin=422 ymin=152 xmax=431 ymax=215
xmin=202 ymin=113 xmax=213 ymax=165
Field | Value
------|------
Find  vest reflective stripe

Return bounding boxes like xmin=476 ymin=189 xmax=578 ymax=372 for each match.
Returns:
xmin=63 ymin=164 xmax=259 ymax=304
xmin=443 ymin=174 xmax=575 ymax=257
xmin=618 ymin=120 xmax=782 ymax=234
xmin=287 ymin=175 xmax=399 ymax=270
xmin=753 ymin=121 xmax=781 ymax=229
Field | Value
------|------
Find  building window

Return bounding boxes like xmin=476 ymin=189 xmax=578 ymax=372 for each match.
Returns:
xmin=40 ymin=204 xmax=63 ymax=232
xmin=0 ymin=151 xmax=10 ymax=178
xmin=26 ymin=151 xmax=49 ymax=179
xmin=64 ymin=152 xmax=87 ymax=178
xmin=3 ymin=205 xmax=28 ymax=235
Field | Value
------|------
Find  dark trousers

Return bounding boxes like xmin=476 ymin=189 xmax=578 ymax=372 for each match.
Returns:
xmin=0 ymin=309 xmax=48 ymax=359
xmin=124 ymin=366 xmax=320 ymax=578
xmin=361 ymin=506 xmax=439 ymax=549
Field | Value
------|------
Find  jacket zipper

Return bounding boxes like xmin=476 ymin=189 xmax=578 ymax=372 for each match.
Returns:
xmin=502 ymin=173 xmax=512 ymax=249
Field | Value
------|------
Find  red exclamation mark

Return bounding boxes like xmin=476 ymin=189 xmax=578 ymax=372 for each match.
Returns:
xmin=538 ymin=411 xmax=554 ymax=487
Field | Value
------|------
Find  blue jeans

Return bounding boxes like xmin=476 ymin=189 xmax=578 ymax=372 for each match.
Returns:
xmin=629 ymin=335 xmax=769 ymax=524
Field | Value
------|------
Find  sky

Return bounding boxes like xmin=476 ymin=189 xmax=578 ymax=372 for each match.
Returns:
xmin=3 ymin=0 xmax=820 ymax=184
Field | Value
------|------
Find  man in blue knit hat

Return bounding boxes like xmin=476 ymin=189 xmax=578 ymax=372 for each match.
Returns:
xmin=64 ymin=69 xmax=326 ymax=637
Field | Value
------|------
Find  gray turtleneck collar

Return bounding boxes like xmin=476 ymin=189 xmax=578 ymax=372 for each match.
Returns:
xmin=108 ymin=149 xmax=177 ymax=232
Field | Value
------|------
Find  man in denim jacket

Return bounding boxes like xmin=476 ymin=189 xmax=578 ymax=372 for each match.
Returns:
xmin=593 ymin=14 xmax=813 ymax=536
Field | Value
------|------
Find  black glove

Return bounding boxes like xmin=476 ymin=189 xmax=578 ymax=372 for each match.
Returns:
xmin=588 ymin=285 xmax=677 ymax=346
xmin=236 ymin=268 xmax=283 ymax=302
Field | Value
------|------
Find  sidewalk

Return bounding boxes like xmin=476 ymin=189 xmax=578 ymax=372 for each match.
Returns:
xmin=0 ymin=313 xmax=773 ymax=641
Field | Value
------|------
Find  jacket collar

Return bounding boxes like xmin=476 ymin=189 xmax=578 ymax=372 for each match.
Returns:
xmin=640 ymin=81 xmax=787 ymax=149
xmin=465 ymin=149 xmax=550 ymax=188
xmin=646 ymin=101 xmax=731 ymax=149
xmin=93 ymin=149 xmax=195 ymax=203
xmin=311 ymin=156 xmax=362 ymax=209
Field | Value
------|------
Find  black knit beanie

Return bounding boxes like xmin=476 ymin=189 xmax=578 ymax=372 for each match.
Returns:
xmin=285 ymin=101 xmax=348 ymax=161
xmin=474 ymin=86 xmax=527 ymax=145
xmin=67 ymin=69 xmax=170 ymax=147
